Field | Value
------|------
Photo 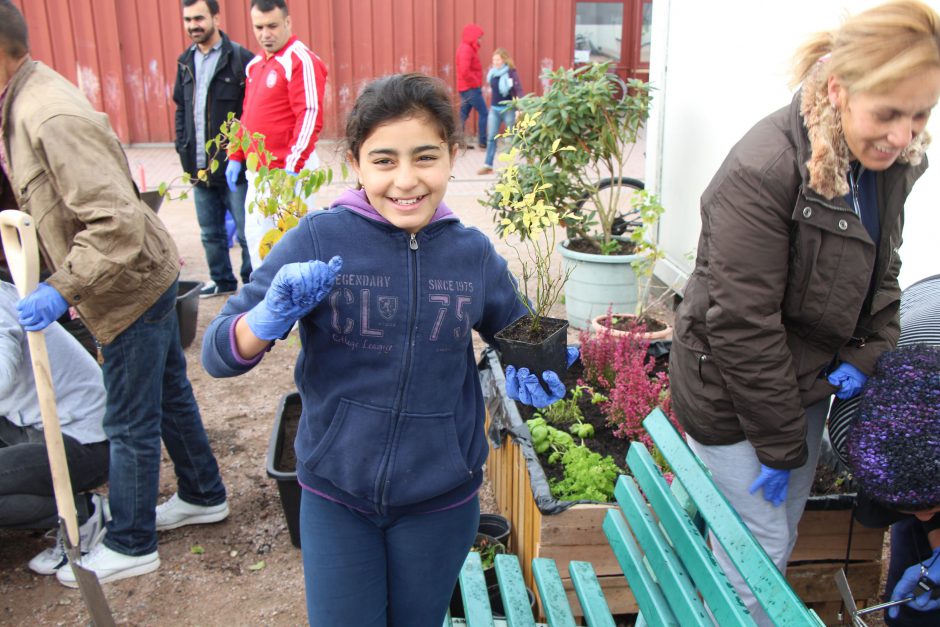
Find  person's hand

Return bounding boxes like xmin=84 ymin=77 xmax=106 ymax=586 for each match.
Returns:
xmin=17 ymin=283 xmax=69 ymax=332
xmin=225 ymin=160 xmax=243 ymax=192
xmin=888 ymin=547 xmax=940 ymax=618
xmin=827 ymin=362 xmax=867 ymax=400
xmin=748 ymin=464 xmax=791 ymax=507
xmin=505 ymin=347 xmax=579 ymax=408
xmin=246 ymin=256 xmax=343 ymax=341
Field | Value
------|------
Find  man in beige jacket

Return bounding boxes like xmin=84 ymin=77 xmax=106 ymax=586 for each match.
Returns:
xmin=0 ymin=0 xmax=228 ymax=587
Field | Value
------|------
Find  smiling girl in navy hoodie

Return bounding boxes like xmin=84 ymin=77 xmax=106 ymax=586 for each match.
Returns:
xmin=202 ymin=73 xmax=532 ymax=626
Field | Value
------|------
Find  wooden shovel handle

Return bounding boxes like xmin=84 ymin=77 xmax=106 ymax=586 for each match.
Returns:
xmin=0 ymin=210 xmax=80 ymax=546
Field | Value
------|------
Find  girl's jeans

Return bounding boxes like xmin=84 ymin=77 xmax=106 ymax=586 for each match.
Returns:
xmin=484 ymin=106 xmax=516 ymax=167
xmin=300 ymin=488 xmax=479 ymax=627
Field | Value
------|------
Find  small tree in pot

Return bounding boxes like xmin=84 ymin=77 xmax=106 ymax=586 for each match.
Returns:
xmin=492 ymin=112 xmax=580 ymax=377
xmin=483 ymin=62 xmax=652 ymax=255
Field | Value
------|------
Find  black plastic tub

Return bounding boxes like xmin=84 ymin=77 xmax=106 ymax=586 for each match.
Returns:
xmin=176 ymin=280 xmax=203 ymax=349
xmin=478 ymin=513 xmax=511 ymax=548
xmin=494 ymin=315 xmax=569 ymax=381
xmin=141 ymin=190 xmax=164 ymax=213
xmin=266 ymin=392 xmax=302 ymax=548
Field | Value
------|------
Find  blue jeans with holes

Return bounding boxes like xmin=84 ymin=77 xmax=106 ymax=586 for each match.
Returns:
xmin=100 ymin=281 xmax=225 ymax=555
xmin=484 ymin=105 xmax=516 ymax=167
xmin=193 ymin=182 xmax=251 ymax=289
xmin=300 ymin=489 xmax=479 ymax=627
xmin=459 ymin=87 xmax=488 ymax=146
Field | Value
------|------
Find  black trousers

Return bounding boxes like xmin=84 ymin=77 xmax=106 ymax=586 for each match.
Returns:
xmin=0 ymin=418 xmax=109 ymax=528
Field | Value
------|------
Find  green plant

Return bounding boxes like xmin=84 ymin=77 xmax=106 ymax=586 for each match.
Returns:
xmin=534 ymin=385 xmax=586 ymax=425
xmin=526 ymin=417 xmax=574 ymax=464
xmin=471 ymin=535 xmax=505 ymax=569
xmin=494 ymin=112 xmax=580 ymax=334
xmin=550 ymin=445 xmax=622 ymax=502
xmin=159 ymin=113 xmax=345 ymax=260
xmin=483 ymin=63 xmax=652 ymax=254
xmin=627 ymin=190 xmax=668 ymax=319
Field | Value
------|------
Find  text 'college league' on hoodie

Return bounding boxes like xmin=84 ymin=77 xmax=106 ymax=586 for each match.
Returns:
xmin=202 ymin=190 xmax=528 ymax=516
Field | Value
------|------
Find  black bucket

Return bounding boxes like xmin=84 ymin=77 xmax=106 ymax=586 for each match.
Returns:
xmin=478 ymin=513 xmax=511 ymax=548
xmin=495 ymin=315 xmax=569 ymax=381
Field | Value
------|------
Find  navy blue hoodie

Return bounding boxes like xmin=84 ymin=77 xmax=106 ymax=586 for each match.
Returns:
xmin=202 ymin=190 xmax=528 ymax=515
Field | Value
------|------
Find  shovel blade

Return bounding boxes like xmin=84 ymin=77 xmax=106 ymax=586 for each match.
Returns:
xmin=63 ymin=533 xmax=116 ymax=627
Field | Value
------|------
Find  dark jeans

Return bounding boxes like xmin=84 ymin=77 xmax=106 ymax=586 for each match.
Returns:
xmin=459 ymin=87 xmax=488 ymax=146
xmin=100 ymin=281 xmax=225 ymax=556
xmin=884 ymin=517 xmax=939 ymax=626
xmin=300 ymin=490 xmax=479 ymax=627
xmin=193 ymin=182 xmax=251 ymax=289
xmin=0 ymin=419 xmax=109 ymax=528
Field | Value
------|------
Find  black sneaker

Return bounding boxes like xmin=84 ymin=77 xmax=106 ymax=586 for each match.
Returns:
xmin=199 ymin=281 xmax=236 ymax=299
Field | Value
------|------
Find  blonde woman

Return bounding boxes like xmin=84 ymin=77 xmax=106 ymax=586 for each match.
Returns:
xmin=478 ymin=48 xmax=523 ymax=175
xmin=667 ymin=2 xmax=940 ymax=623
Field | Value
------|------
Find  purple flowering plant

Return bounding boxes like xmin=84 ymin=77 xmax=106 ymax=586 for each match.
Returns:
xmin=847 ymin=344 xmax=940 ymax=510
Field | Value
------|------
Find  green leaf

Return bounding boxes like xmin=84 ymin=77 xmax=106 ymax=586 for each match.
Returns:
xmin=246 ymin=152 xmax=259 ymax=173
xmin=157 ymin=182 xmax=167 ymax=197
xmin=248 ymin=560 xmax=266 ymax=571
xmin=190 ymin=545 xmax=204 ymax=555
xmin=209 ymin=160 xmax=219 ymax=173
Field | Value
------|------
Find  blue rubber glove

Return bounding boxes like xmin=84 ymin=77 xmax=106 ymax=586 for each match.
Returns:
xmin=888 ymin=547 xmax=940 ymax=618
xmin=246 ymin=256 xmax=343 ymax=341
xmin=748 ymin=464 xmax=791 ymax=507
xmin=827 ymin=362 xmax=867 ymax=400
xmin=505 ymin=347 xmax=579 ymax=408
xmin=17 ymin=282 xmax=69 ymax=332
xmin=225 ymin=160 xmax=243 ymax=192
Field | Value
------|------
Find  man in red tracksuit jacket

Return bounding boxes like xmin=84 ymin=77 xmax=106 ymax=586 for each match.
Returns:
xmin=456 ymin=23 xmax=487 ymax=149
xmin=225 ymin=0 xmax=327 ymax=270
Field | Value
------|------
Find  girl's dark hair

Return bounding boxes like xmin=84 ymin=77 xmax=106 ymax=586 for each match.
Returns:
xmin=346 ymin=73 xmax=460 ymax=162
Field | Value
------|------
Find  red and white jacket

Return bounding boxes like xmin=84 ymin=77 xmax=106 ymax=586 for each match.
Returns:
xmin=230 ymin=35 xmax=327 ymax=172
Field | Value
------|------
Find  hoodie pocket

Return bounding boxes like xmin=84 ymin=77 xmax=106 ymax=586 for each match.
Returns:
xmin=303 ymin=398 xmax=394 ymax=501
xmin=384 ymin=410 xmax=472 ymax=507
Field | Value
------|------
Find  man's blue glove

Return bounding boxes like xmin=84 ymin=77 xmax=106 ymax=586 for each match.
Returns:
xmin=246 ymin=256 xmax=343 ymax=341
xmin=17 ymin=283 xmax=69 ymax=332
xmin=827 ymin=362 xmax=867 ymax=400
xmin=748 ymin=464 xmax=791 ymax=507
xmin=505 ymin=347 xmax=579 ymax=408
xmin=225 ymin=160 xmax=243 ymax=192
xmin=888 ymin=547 xmax=940 ymax=618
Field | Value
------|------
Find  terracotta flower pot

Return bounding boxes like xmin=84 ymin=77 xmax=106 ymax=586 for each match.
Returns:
xmin=591 ymin=312 xmax=672 ymax=341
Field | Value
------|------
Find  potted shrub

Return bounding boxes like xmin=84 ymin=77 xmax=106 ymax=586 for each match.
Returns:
xmin=482 ymin=63 xmax=654 ymax=329
xmin=491 ymin=113 xmax=580 ymax=379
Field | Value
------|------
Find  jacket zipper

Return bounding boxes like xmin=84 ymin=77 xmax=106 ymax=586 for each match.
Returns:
xmin=375 ymin=232 xmax=420 ymax=513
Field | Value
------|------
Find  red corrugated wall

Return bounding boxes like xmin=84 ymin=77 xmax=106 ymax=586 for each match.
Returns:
xmin=12 ymin=0 xmax=575 ymax=145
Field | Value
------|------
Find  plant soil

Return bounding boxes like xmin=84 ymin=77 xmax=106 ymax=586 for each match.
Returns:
xmin=496 ymin=315 xmax=567 ymax=344
xmin=597 ymin=314 xmax=669 ymax=334
xmin=276 ymin=400 xmax=301 ymax=473
xmin=517 ymin=357 xmax=852 ymax=500
xmin=563 ymin=237 xmax=637 ymax=256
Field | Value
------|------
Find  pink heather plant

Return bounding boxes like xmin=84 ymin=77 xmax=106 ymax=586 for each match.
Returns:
xmin=578 ymin=323 xmax=679 ymax=448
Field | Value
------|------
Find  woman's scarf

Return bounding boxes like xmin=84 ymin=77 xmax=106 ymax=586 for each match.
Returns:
xmin=487 ymin=64 xmax=512 ymax=98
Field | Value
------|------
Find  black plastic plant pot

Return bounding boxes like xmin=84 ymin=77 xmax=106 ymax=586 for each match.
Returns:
xmin=176 ymin=280 xmax=203 ymax=349
xmin=265 ymin=392 xmax=302 ymax=548
xmin=478 ymin=513 xmax=511 ymax=549
xmin=140 ymin=190 xmax=164 ymax=213
xmin=487 ymin=583 xmax=536 ymax=619
xmin=494 ymin=315 xmax=569 ymax=383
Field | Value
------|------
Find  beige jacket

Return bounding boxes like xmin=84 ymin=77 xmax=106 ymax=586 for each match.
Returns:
xmin=0 ymin=59 xmax=179 ymax=344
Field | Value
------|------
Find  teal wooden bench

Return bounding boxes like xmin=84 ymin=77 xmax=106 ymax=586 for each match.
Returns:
xmin=446 ymin=408 xmax=826 ymax=626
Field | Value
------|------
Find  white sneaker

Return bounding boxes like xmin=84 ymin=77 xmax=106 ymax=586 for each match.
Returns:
xmin=28 ymin=494 xmax=110 ymax=576
xmin=155 ymin=493 xmax=229 ymax=531
xmin=56 ymin=543 xmax=160 ymax=587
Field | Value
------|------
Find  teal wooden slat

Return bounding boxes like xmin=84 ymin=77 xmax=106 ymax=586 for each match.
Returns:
xmin=494 ymin=554 xmax=537 ymax=627
xmin=568 ymin=561 xmax=616 ymax=627
xmin=627 ymin=441 xmax=754 ymax=625
xmin=460 ymin=552 xmax=496 ymax=627
xmin=531 ymin=559 xmax=577 ymax=627
xmin=643 ymin=409 xmax=826 ymax=627
xmin=613 ymin=475 xmax=711 ymax=626
xmin=602 ymin=507 xmax=680 ymax=627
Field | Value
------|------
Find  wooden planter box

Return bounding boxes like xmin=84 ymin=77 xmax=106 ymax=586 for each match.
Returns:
xmin=479 ymin=348 xmax=885 ymax=623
